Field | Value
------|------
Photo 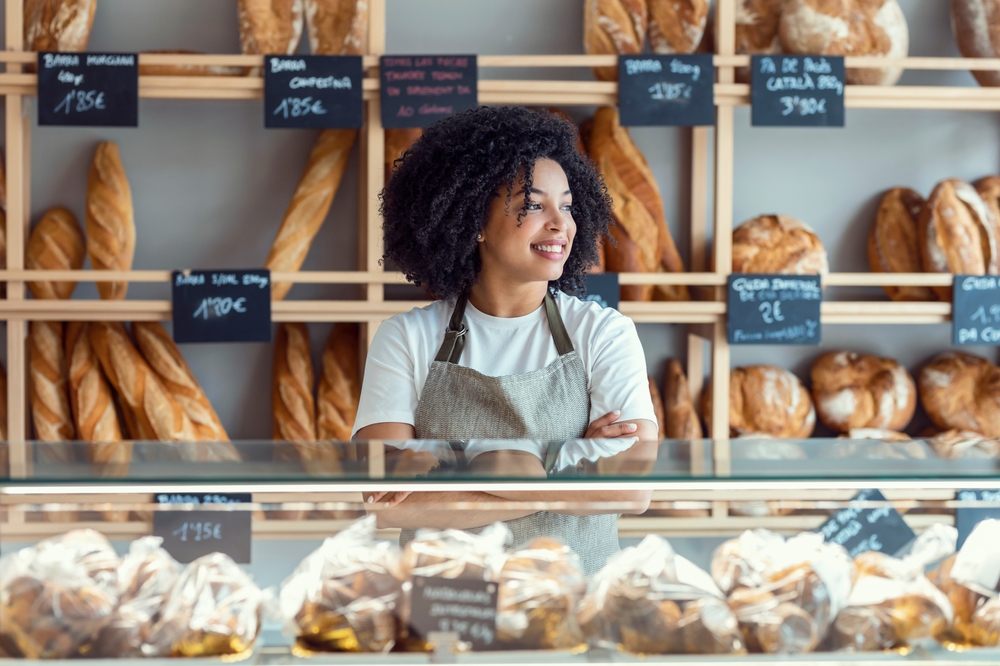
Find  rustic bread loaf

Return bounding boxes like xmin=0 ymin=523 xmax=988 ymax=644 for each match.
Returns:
xmin=238 ymin=0 xmax=305 ymax=55
xmin=919 ymin=351 xmax=1000 ymax=437
xmin=779 ymin=0 xmax=909 ymax=85
xmin=316 ymin=323 xmax=360 ymax=441
xmin=648 ymin=0 xmax=709 ymax=54
xmin=265 ymin=129 xmax=358 ymax=300
xmin=583 ymin=0 xmax=648 ymax=81
xmin=273 ymin=322 xmax=316 ymax=441
xmin=734 ymin=0 xmax=786 ymax=81
xmin=810 ymin=350 xmax=916 ymax=433
xmin=586 ymin=107 xmax=688 ymax=301
xmin=649 ymin=376 xmax=667 ymax=439
xmin=304 ymin=0 xmax=367 ymax=54
xmin=29 ymin=321 xmax=75 ymax=442
xmin=663 ymin=358 xmax=703 ymax=439
xmin=919 ymin=179 xmax=1000 ymax=300
xmin=26 ymin=206 xmax=86 ymax=300
xmin=86 ymin=142 xmax=136 ymax=300
xmin=0 ymin=361 xmax=6 ymax=442
xmin=868 ymin=187 xmax=934 ymax=301
xmin=385 ymin=128 xmax=422 ymax=183
xmin=65 ymin=322 xmax=127 ymax=464
xmin=700 ymin=365 xmax=815 ymax=437
xmin=138 ymin=50 xmax=244 ymax=76
xmin=975 ymin=174 xmax=1000 ymax=242
xmin=732 ymin=214 xmax=829 ymax=275
xmin=951 ymin=0 xmax=1000 ymax=87
xmin=25 ymin=0 xmax=97 ymax=52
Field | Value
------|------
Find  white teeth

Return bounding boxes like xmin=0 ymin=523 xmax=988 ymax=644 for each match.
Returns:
xmin=532 ymin=244 xmax=563 ymax=253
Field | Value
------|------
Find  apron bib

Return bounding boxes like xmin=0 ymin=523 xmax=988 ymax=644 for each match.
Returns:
xmin=404 ymin=291 xmax=620 ymax=576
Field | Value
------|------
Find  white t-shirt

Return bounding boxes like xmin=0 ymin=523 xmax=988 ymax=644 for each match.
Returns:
xmin=353 ymin=291 xmax=656 ymax=437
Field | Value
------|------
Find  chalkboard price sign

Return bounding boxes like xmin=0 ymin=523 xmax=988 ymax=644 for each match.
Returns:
xmin=38 ymin=52 xmax=138 ymax=127
xmin=380 ymin=55 xmax=477 ymax=128
xmin=751 ymin=55 xmax=845 ymax=127
xmin=817 ymin=489 xmax=916 ymax=557
xmin=171 ymin=269 xmax=271 ymax=343
xmin=153 ymin=493 xmax=252 ymax=563
xmin=952 ymin=275 xmax=1000 ymax=345
xmin=618 ymin=54 xmax=714 ymax=127
xmin=956 ymin=489 xmax=1000 ymax=550
xmin=263 ymin=55 xmax=363 ymax=129
xmin=409 ymin=576 xmax=497 ymax=650
xmin=583 ymin=273 xmax=620 ymax=310
xmin=727 ymin=274 xmax=821 ymax=345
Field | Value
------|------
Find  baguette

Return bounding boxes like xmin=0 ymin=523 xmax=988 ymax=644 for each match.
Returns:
xmin=649 ymin=376 xmax=667 ymax=439
xmin=265 ymin=129 xmax=358 ymax=300
xmin=29 ymin=321 xmax=75 ymax=444
xmin=304 ymin=0 xmax=368 ymax=55
xmin=385 ymin=128 xmax=422 ymax=183
xmin=65 ymin=322 xmax=128 ymax=462
xmin=586 ymin=107 xmax=689 ymax=301
xmin=583 ymin=0 xmax=648 ymax=81
xmin=138 ymin=50 xmax=243 ymax=77
xmin=663 ymin=358 xmax=703 ymax=439
xmin=25 ymin=0 xmax=97 ymax=52
xmin=317 ymin=323 xmax=360 ymax=441
xmin=132 ymin=321 xmax=232 ymax=444
xmin=273 ymin=323 xmax=316 ymax=442
xmin=86 ymin=142 xmax=136 ymax=300
xmin=238 ymin=0 xmax=305 ymax=55
xmin=26 ymin=206 xmax=86 ymax=300
xmin=0 ymin=149 xmax=6 ymax=300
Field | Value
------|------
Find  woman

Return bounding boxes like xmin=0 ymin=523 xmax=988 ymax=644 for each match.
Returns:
xmin=353 ymin=106 xmax=657 ymax=574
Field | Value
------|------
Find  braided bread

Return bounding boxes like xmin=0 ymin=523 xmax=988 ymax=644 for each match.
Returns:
xmin=26 ymin=206 xmax=86 ymax=301
xmin=86 ymin=142 xmax=136 ymax=300
xmin=273 ymin=323 xmax=316 ymax=441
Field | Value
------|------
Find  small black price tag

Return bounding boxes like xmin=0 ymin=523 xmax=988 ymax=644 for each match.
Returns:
xmin=153 ymin=493 xmax=252 ymax=564
xmin=817 ymin=489 xmax=916 ymax=558
xmin=956 ymin=489 xmax=1000 ymax=550
xmin=727 ymin=274 xmax=821 ymax=345
xmin=38 ymin=52 xmax=138 ymax=127
xmin=751 ymin=55 xmax=844 ymax=127
xmin=171 ymin=269 xmax=271 ymax=343
xmin=583 ymin=273 xmax=620 ymax=310
xmin=263 ymin=55 xmax=363 ymax=129
xmin=618 ymin=54 xmax=714 ymax=127
xmin=380 ymin=55 xmax=477 ymax=128
xmin=952 ymin=275 xmax=1000 ymax=345
xmin=409 ymin=576 xmax=497 ymax=650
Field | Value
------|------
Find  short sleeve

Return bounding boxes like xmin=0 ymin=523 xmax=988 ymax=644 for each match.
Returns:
xmin=352 ymin=319 xmax=420 ymax=438
xmin=587 ymin=314 xmax=657 ymax=427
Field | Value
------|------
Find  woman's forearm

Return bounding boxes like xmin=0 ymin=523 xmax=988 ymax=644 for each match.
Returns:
xmin=484 ymin=489 xmax=652 ymax=515
xmin=370 ymin=491 xmax=538 ymax=529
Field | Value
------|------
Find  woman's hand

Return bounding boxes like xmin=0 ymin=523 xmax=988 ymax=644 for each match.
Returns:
xmin=585 ymin=410 xmax=639 ymax=438
xmin=363 ymin=491 xmax=412 ymax=508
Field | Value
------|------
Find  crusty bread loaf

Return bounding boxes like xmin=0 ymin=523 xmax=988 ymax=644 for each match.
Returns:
xmin=65 ymin=323 xmax=128 ymax=464
xmin=26 ymin=206 xmax=86 ymax=301
xmin=132 ymin=322 xmax=231 ymax=444
xmin=25 ymin=0 xmax=97 ymax=52
xmin=0 ymin=146 xmax=7 ymax=210
xmin=304 ymin=0 xmax=367 ymax=54
xmin=385 ymin=128 xmax=422 ymax=183
xmin=583 ymin=0 xmax=648 ymax=81
xmin=273 ymin=322 xmax=316 ymax=441
xmin=586 ymin=107 xmax=689 ymax=301
xmin=918 ymin=179 xmax=1000 ymax=300
xmin=810 ymin=350 xmax=916 ymax=433
xmin=732 ymin=214 xmax=829 ymax=275
xmin=317 ymin=323 xmax=360 ymax=441
xmin=663 ymin=358 xmax=703 ymax=439
xmin=951 ymin=0 xmax=1000 ymax=87
xmin=648 ymin=0 xmax=709 ymax=54
xmin=29 ymin=321 xmax=75 ymax=442
xmin=649 ymin=376 xmax=667 ymax=439
xmin=975 ymin=175 xmax=1000 ymax=254
xmin=238 ymin=0 xmax=305 ymax=55
xmin=735 ymin=0 xmax=786 ymax=81
xmin=0 ymin=362 xmax=6 ymax=442
xmin=700 ymin=365 xmax=815 ymax=438
xmin=86 ymin=142 xmax=136 ymax=300
xmin=138 ymin=50 xmax=243 ymax=76
xmin=868 ymin=187 xmax=933 ymax=301
xmin=919 ymin=351 xmax=1000 ymax=437
xmin=780 ymin=0 xmax=909 ymax=85
xmin=265 ymin=129 xmax=358 ymax=300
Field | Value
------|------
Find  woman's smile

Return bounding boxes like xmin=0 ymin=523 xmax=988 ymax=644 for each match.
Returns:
xmin=530 ymin=239 xmax=567 ymax=260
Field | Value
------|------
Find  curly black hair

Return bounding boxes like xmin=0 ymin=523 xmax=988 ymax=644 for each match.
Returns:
xmin=380 ymin=106 xmax=612 ymax=299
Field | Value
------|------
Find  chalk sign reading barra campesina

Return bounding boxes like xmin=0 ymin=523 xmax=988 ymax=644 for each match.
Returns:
xmin=171 ymin=269 xmax=271 ymax=343
xmin=263 ymin=55 xmax=363 ymax=129
xmin=153 ymin=493 xmax=252 ymax=564
xmin=816 ymin=489 xmax=916 ymax=557
xmin=727 ymin=274 xmax=821 ymax=345
xmin=618 ymin=54 xmax=714 ymax=127
xmin=380 ymin=55 xmax=477 ymax=128
xmin=952 ymin=274 xmax=1000 ymax=345
xmin=409 ymin=576 xmax=497 ymax=650
xmin=38 ymin=52 xmax=139 ymax=127
xmin=751 ymin=55 xmax=844 ymax=127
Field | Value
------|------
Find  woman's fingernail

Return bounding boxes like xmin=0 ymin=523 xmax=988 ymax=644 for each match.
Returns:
xmin=627 ymin=423 xmax=637 ymax=431
xmin=613 ymin=410 xmax=621 ymax=415
xmin=367 ymin=495 xmax=374 ymax=504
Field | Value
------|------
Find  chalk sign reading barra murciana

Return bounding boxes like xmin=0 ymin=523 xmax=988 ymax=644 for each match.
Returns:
xmin=727 ymin=274 xmax=822 ymax=345
xmin=751 ymin=54 xmax=845 ymax=127
xmin=38 ymin=52 xmax=139 ymax=127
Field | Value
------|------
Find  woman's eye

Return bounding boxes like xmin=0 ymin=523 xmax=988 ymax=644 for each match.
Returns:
xmin=526 ymin=202 xmax=542 ymax=211
xmin=561 ymin=203 xmax=573 ymax=212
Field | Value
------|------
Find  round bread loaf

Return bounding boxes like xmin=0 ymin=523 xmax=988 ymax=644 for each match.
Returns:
xmin=810 ymin=351 xmax=916 ymax=433
xmin=919 ymin=352 xmax=1000 ymax=437
xmin=951 ymin=0 xmax=1000 ymax=87
xmin=700 ymin=365 xmax=815 ymax=438
xmin=779 ymin=0 xmax=908 ymax=85
xmin=868 ymin=187 xmax=934 ymax=301
xmin=732 ymin=215 xmax=829 ymax=275
xmin=735 ymin=0 xmax=786 ymax=82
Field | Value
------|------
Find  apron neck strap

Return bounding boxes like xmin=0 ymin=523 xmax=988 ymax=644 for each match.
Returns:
xmin=435 ymin=290 xmax=576 ymax=364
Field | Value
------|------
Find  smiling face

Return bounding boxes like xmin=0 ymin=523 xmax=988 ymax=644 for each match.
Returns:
xmin=477 ymin=158 xmax=576 ymax=288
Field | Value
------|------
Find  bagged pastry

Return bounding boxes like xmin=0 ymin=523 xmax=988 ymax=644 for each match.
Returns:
xmin=496 ymin=537 xmax=587 ymax=650
xmin=402 ymin=523 xmax=509 ymax=582
xmin=577 ymin=535 xmax=744 ymax=655
xmin=930 ymin=519 xmax=1000 ymax=645
xmin=0 ymin=529 xmax=120 ymax=658
xmin=142 ymin=552 xmax=266 ymax=657
xmin=281 ymin=516 xmax=405 ymax=652
xmin=711 ymin=528 xmax=786 ymax=595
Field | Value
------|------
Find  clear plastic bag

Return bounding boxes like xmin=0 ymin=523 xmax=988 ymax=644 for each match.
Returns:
xmin=496 ymin=537 xmax=587 ymax=650
xmin=577 ymin=535 xmax=744 ymax=655
xmin=711 ymin=528 xmax=785 ymax=594
xmin=930 ymin=519 xmax=1000 ymax=646
xmin=402 ymin=522 xmax=509 ymax=582
xmin=0 ymin=529 xmax=120 ymax=658
xmin=280 ymin=515 xmax=405 ymax=653
xmin=142 ymin=552 xmax=266 ymax=657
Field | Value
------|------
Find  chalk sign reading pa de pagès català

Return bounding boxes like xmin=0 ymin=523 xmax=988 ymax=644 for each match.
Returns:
xmin=751 ymin=55 xmax=845 ymax=127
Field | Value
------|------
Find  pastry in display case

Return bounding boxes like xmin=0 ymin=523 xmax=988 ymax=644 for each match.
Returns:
xmin=930 ymin=519 xmax=1000 ymax=647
